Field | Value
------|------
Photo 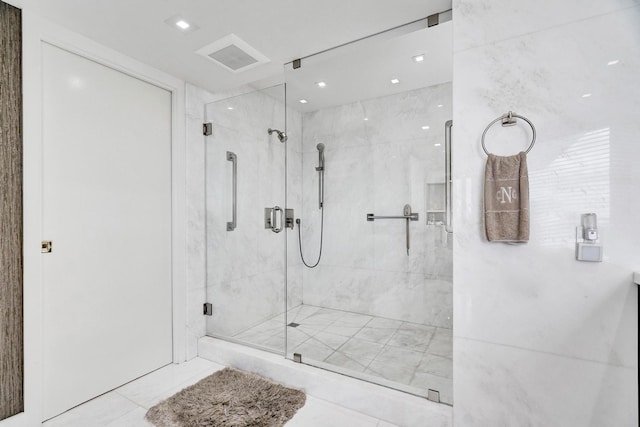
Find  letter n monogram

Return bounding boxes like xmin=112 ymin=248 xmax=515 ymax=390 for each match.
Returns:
xmin=496 ymin=186 xmax=518 ymax=204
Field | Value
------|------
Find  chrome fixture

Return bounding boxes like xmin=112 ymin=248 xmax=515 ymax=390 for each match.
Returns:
xmin=367 ymin=204 xmax=419 ymax=256
xmin=226 ymin=151 xmax=237 ymax=231
xmin=268 ymin=128 xmax=288 ymax=143
xmin=481 ymin=111 xmax=536 ymax=156
xmin=316 ymin=143 xmax=325 ymax=209
xmin=297 ymin=143 xmax=326 ymax=268
xmin=265 ymin=206 xmax=283 ymax=233
xmin=264 ymin=207 xmax=295 ymax=233
xmin=445 ymin=120 xmax=453 ymax=233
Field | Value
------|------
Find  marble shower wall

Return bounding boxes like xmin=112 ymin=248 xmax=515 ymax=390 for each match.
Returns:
xmin=453 ymin=1 xmax=639 ymax=426
xmin=297 ymin=84 xmax=453 ymax=327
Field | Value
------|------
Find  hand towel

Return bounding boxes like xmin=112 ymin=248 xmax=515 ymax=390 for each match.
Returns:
xmin=484 ymin=152 xmax=529 ymax=242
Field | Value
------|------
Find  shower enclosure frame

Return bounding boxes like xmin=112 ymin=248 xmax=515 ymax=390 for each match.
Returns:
xmin=204 ymin=11 xmax=454 ymax=405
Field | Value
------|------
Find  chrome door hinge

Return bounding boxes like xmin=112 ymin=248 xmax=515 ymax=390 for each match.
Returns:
xmin=203 ymin=303 xmax=213 ymax=316
xmin=41 ymin=240 xmax=52 ymax=253
xmin=203 ymin=122 xmax=212 ymax=136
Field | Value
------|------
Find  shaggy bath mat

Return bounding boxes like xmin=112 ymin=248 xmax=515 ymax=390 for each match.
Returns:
xmin=145 ymin=367 xmax=306 ymax=427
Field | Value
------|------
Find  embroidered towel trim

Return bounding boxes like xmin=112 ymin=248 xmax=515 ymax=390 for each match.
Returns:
xmin=484 ymin=152 xmax=529 ymax=242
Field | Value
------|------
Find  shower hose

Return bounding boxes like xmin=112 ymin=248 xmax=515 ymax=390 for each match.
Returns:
xmin=296 ymin=174 xmax=324 ymax=268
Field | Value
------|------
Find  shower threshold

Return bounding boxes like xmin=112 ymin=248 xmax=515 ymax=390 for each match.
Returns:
xmin=198 ymin=336 xmax=452 ymax=426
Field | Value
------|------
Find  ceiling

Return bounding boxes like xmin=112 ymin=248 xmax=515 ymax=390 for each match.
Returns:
xmin=29 ymin=0 xmax=452 ymax=95
xmin=280 ymin=21 xmax=452 ymax=112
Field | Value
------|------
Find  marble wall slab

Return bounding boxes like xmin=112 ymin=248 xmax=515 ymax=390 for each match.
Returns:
xmin=453 ymin=2 xmax=639 ymax=425
xmin=297 ymin=84 xmax=453 ymax=326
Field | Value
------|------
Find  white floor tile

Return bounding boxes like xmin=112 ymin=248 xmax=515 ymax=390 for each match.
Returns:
xmin=43 ymin=392 xmax=138 ymax=427
xmin=105 ymin=407 xmax=153 ymax=426
xmin=45 ymin=352 xmax=438 ymax=427
xmin=115 ymin=357 xmax=224 ymax=408
xmin=285 ymin=396 xmax=379 ymax=427
xmin=237 ymin=304 xmax=452 ymax=397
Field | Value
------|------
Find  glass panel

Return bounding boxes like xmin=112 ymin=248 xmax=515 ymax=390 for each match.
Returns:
xmin=205 ymin=85 xmax=287 ymax=354
xmin=285 ymin=21 xmax=453 ymax=403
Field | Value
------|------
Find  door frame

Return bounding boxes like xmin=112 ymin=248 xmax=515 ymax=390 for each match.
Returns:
xmin=4 ymin=5 xmax=187 ymax=426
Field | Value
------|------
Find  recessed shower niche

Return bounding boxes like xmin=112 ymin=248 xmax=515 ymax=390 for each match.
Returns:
xmin=205 ymin=12 xmax=453 ymax=404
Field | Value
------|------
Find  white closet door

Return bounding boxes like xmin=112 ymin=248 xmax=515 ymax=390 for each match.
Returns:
xmin=41 ymin=43 xmax=173 ymax=420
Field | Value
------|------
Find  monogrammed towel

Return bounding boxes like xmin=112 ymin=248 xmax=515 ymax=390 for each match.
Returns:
xmin=484 ymin=152 xmax=529 ymax=242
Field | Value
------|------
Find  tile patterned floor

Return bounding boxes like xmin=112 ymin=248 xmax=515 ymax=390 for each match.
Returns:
xmin=232 ymin=304 xmax=453 ymax=402
xmin=43 ymin=357 xmax=398 ymax=427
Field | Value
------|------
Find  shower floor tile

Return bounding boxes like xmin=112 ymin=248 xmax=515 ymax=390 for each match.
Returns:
xmin=232 ymin=304 xmax=452 ymax=400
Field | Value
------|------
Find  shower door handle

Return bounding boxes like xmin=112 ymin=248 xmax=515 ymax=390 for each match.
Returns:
xmin=264 ymin=206 xmax=283 ymax=233
xmin=444 ymin=120 xmax=453 ymax=233
xmin=227 ymin=151 xmax=237 ymax=231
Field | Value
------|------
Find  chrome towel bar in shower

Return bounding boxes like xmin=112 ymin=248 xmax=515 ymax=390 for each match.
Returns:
xmin=481 ymin=111 xmax=536 ymax=156
xmin=367 ymin=204 xmax=419 ymax=256
xmin=367 ymin=213 xmax=419 ymax=221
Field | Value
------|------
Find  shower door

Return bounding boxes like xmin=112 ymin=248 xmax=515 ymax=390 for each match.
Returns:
xmin=284 ymin=17 xmax=454 ymax=404
xmin=204 ymin=85 xmax=288 ymax=354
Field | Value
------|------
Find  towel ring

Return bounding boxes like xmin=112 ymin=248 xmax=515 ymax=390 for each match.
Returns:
xmin=481 ymin=111 xmax=536 ymax=156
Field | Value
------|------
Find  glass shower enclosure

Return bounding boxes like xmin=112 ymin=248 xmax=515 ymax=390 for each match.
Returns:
xmin=205 ymin=16 xmax=453 ymax=404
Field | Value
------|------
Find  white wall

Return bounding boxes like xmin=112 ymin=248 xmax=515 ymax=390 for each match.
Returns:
xmin=298 ymin=84 xmax=453 ymax=327
xmin=452 ymin=0 xmax=639 ymax=425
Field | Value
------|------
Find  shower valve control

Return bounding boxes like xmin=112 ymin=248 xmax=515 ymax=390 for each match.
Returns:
xmin=285 ymin=209 xmax=295 ymax=230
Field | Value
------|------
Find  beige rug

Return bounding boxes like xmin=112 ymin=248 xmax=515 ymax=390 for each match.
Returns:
xmin=146 ymin=367 xmax=306 ymax=427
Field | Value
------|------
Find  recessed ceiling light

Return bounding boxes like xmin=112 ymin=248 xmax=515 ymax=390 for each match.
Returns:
xmin=364 ymin=117 xmax=369 ymax=121
xmin=434 ymin=143 xmax=441 ymax=147
xmin=227 ymin=106 xmax=234 ymax=110
xmin=316 ymin=81 xmax=327 ymax=88
xmin=422 ymin=125 xmax=430 ymax=130
xmin=437 ymin=104 xmax=443 ymax=108
xmin=164 ymin=15 xmax=199 ymax=33
xmin=176 ymin=20 xmax=190 ymax=30
xmin=413 ymin=54 xmax=425 ymax=63
xmin=607 ymin=60 xmax=619 ymax=66
xmin=582 ymin=93 xmax=592 ymax=98
xmin=299 ymin=99 xmax=308 ymax=104
xmin=391 ymin=78 xmax=400 ymax=84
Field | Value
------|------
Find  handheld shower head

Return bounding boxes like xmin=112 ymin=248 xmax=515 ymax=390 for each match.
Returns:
xmin=268 ymin=128 xmax=288 ymax=143
xmin=315 ymin=142 xmax=326 ymax=174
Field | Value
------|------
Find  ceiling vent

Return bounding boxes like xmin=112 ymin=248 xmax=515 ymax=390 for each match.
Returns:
xmin=196 ymin=34 xmax=270 ymax=73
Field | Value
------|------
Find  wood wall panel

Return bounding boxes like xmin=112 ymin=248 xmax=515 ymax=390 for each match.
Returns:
xmin=0 ymin=0 xmax=23 ymax=420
